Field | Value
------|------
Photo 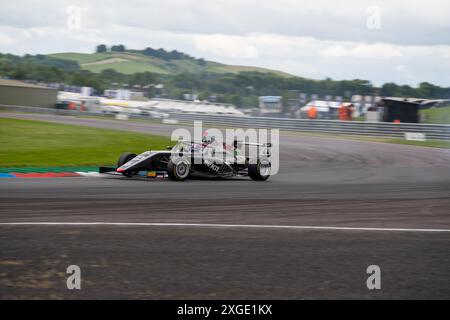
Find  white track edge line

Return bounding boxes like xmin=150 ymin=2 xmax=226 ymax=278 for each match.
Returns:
xmin=0 ymin=222 xmax=449 ymax=232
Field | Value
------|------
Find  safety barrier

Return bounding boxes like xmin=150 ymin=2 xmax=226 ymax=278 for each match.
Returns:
xmin=170 ymin=113 xmax=450 ymax=140
xmin=1 ymin=104 xmax=450 ymax=140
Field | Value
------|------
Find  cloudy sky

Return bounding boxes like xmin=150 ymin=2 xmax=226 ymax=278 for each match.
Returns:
xmin=1 ymin=0 xmax=449 ymax=87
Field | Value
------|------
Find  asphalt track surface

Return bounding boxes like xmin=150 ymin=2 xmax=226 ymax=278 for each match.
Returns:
xmin=1 ymin=113 xmax=450 ymax=299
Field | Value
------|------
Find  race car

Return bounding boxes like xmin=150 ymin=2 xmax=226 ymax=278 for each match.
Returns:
xmin=99 ymin=138 xmax=272 ymax=181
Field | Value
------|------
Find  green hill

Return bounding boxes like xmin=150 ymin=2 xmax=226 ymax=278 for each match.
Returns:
xmin=47 ymin=51 xmax=293 ymax=77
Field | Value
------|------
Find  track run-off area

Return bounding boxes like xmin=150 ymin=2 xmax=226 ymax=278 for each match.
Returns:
xmin=1 ymin=113 xmax=450 ymax=299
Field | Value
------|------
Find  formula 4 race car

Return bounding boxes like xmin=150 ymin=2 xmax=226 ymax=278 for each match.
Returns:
xmin=99 ymin=139 xmax=272 ymax=181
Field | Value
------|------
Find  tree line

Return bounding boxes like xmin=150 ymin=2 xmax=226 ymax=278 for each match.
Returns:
xmin=1 ymin=52 xmax=449 ymax=108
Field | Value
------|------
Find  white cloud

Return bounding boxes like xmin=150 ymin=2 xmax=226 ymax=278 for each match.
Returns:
xmin=395 ymin=65 xmax=407 ymax=73
xmin=0 ymin=0 xmax=449 ymax=86
xmin=0 ymin=33 xmax=15 ymax=46
xmin=1 ymin=0 xmax=449 ymax=44
xmin=194 ymin=34 xmax=259 ymax=59
xmin=0 ymin=25 xmax=108 ymax=54
xmin=321 ymin=43 xmax=403 ymax=59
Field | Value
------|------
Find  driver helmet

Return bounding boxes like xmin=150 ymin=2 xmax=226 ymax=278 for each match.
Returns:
xmin=202 ymin=130 xmax=215 ymax=143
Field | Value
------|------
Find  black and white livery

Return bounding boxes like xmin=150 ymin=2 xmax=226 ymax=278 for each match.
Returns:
xmin=100 ymin=139 xmax=272 ymax=181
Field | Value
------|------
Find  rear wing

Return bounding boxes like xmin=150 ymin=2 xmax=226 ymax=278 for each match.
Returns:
xmin=234 ymin=141 xmax=272 ymax=148
xmin=238 ymin=142 xmax=272 ymax=147
xmin=176 ymin=139 xmax=272 ymax=148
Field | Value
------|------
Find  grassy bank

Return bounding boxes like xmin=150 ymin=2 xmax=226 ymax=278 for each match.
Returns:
xmin=381 ymin=138 xmax=450 ymax=149
xmin=0 ymin=118 xmax=170 ymax=166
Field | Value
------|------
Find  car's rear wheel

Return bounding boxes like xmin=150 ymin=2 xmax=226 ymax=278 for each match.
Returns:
xmin=167 ymin=159 xmax=190 ymax=181
xmin=117 ymin=152 xmax=137 ymax=177
xmin=248 ymin=159 xmax=271 ymax=181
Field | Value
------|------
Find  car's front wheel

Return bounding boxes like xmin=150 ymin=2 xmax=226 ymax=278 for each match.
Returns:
xmin=117 ymin=152 xmax=137 ymax=177
xmin=167 ymin=159 xmax=190 ymax=181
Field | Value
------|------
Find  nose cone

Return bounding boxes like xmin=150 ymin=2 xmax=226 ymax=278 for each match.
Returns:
xmin=116 ymin=168 xmax=125 ymax=173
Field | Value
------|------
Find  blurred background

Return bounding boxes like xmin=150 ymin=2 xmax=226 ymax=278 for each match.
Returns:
xmin=0 ymin=0 xmax=449 ymax=124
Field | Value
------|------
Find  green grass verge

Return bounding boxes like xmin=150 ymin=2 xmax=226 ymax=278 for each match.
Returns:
xmin=0 ymin=118 xmax=171 ymax=167
xmin=379 ymin=139 xmax=450 ymax=149
xmin=1 ymin=116 xmax=448 ymax=169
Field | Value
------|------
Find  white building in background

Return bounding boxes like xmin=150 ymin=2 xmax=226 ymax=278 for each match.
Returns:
xmin=259 ymin=96 xmax=282 ymax=112
xmin=104 ymin=89 xmax=145 ymax=100
xmin=81 ymin=86 xmax=93 ymax=96
xmin=149 ymin=98 xmax=244 ymax=116
xmin=104 ymin=89 xmax=129 ymax=100
xmin=183 ymin=93 xmax=198 ymax=101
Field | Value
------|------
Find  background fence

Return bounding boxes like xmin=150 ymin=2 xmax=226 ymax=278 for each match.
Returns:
xmin=169 ymin=113 xmax=450 ymax=140
xmin=2 ymin=104 xmax=450 ymax=140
